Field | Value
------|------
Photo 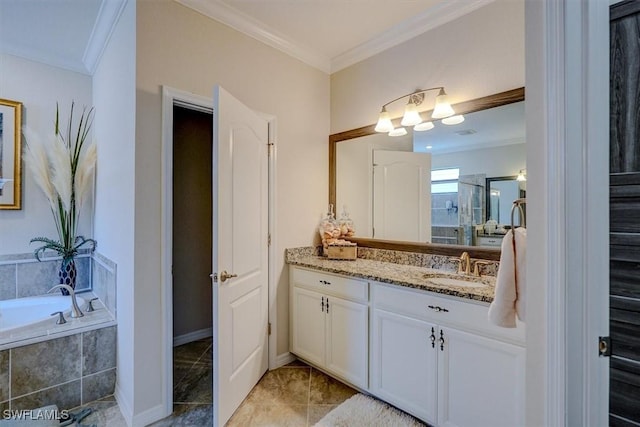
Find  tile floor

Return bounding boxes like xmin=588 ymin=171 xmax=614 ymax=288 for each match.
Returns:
xmin=73 ymin=337 xmax=359 ymax=426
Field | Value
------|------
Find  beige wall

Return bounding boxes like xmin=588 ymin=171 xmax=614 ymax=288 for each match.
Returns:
xmin=0 ymin=54 xmax=93 ymax=255
xmin=330 ymin=0 xmax=525 ymax=134
xmin=135 ymin=0 xmax=329 ymax=415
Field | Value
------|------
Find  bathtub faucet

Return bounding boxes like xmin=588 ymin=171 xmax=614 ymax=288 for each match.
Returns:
xmin=47 ymin=284 xmax=84 ymax=318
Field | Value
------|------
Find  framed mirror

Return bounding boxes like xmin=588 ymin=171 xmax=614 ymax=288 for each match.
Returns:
xmin=485 ymin=175 xmax=526 ymax=226
xmin=329 ymin=87 xmax=525 ymax=260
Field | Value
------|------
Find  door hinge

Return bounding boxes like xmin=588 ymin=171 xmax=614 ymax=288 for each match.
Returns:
xmin=268 ymin=322 xmax=272 ymax=335
xmin=267 ymin=142 xmax=274 ymax=156
xmin=268 ymin=233 xmax=271 ymax=247
xmin=598 ymin=336 xmax=611 ymax=357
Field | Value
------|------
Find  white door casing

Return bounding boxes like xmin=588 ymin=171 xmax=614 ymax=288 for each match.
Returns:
xmin=372 ymin=150 xmax=431 ymax=242
xmin=212 ymin=86 xmax=269 ymax=426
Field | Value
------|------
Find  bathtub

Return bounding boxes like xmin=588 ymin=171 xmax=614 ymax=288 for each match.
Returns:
xmin=0 ymin=294 xmax=86 ymax=334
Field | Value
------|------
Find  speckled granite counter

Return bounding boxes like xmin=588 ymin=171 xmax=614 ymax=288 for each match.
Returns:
xmin=286 ymin=247 xmax=496 ymax=303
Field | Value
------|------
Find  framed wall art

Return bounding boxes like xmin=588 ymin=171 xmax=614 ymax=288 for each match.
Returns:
xmin=0 ymin=98 xmax=22 ymax=210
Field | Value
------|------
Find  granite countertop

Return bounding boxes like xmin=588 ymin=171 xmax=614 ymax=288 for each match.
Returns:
xmin=287 ymin=255 xmax=496 ymax=304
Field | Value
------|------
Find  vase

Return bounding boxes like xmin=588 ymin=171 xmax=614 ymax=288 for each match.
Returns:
xmin=58 ymin=257 xmax=77 ymax=295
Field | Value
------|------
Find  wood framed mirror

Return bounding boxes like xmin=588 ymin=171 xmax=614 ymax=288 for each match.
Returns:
xmin=329 ymin=87 xmax=525 ymax=261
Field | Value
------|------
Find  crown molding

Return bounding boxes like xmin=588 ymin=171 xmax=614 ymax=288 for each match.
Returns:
xmin=83 ymin=0 xmax=128 ymax=75
xmin=331 ymin=0 xmax=496 ymax=73
xmin=175 ymin=0 xmax=332 ymax=73
xmin=176 ymin=0 xmax=495 ymax=75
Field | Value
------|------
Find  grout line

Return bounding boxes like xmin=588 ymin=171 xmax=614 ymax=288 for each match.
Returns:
xmin=307 ymin=366 xmax=312 ymax=427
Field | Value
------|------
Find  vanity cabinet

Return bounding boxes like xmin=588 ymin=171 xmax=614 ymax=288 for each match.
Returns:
xmin=371 ymin=282 xmax=525 ymax=427
xmin=290 ymin=266 xmax=369 ymax=389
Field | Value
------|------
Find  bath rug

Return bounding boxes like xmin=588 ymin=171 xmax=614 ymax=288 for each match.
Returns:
xmin=313 ymin=394 xmax=426 ymax=427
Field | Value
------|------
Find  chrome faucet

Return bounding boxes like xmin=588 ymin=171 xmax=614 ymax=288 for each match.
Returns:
xmin=458 ymin=251 xmax=471 ymax=275
xmin=48 ymin=284 xmax=84 ymax=318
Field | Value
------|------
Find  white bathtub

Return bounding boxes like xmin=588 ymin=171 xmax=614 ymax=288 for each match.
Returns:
xmin=0 ymin=294 xmax=86 ymax=334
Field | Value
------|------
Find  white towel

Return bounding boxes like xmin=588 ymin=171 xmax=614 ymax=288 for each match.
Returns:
xmin=488 ymin=227 xmax=527 ymax=328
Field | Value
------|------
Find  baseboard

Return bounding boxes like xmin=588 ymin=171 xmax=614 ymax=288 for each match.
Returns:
xmin=115 ymin=384 xmax=168 ymax=427
xmin=114 ymin=384 xmax=133 ymax=427
xmin=132 ymin=403 xmax=166 ymax=427
xmin=274 ymin=352 xmax=296 ymax=369
xmin=173 ymin=327 xmax=212 ymax=347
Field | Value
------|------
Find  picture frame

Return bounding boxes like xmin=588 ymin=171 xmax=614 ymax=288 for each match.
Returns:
xmin=0 ymin=98 xmax=22 ymax=210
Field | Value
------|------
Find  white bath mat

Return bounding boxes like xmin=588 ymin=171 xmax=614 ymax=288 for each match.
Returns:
xmin=313 ymin=394 xmax=426 ymax=427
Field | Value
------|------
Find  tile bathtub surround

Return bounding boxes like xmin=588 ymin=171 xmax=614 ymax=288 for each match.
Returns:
xmin=3 ymin=325 xmax=117 ymax=411
xmin=0 ymin=252 xmax=92 ymax=301
xmin=0 ymin=251 xmax=117 ymax=319
xmin=0 ymin=350 xmax=8 ymax=403
xmin=285 ymin=246 xmax=499 ymax=277
xmin=91 ymin=253 xmax=117 ymax=316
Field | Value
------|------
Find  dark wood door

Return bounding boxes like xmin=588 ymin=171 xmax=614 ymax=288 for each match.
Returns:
xmin=610 ymin=2 xmax=640 ymax=425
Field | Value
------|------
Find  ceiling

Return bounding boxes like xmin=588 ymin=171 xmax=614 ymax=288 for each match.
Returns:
xmin=0 ymin=0 xmax=126 ymax=75
xmin=412 ymin=101 xmax=525 ymax=154
xmin=0 ymin=0 xmax=494 ymax=76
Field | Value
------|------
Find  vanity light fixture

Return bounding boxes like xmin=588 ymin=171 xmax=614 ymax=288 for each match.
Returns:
xmin=414 ymin=121 xmax=435 ymax=131
xmin=516 ymin=169 xmax=527 ymax=181
xmin=375 ymin=87 xmax=456 ymax=135
xmin=441 ymin=115 xmax=465 ymax=125
xmin=388 ymin=127 xmax=408 ymax=137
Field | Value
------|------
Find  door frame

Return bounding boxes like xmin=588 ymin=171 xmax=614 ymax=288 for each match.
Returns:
xmin=527 ymin=1 xmax=609 ymax=425
xmin=160 ymin=86 xmax=278 ymax=418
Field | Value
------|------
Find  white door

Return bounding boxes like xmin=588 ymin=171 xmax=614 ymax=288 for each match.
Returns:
xmin=373 ymin=150 xmax=431 ymax=242
xmin=212 ymin=86 xmax=269 ymax=426
xmin=437 ymin=327 xmax=525 ymax=427
xmin=325 ymin=296 xmax=368 ymax=389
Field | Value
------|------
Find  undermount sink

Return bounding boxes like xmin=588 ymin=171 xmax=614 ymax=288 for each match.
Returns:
xmin=426 ymin=276 xmax=489 ymax=288
xmin=422 ymin=272 xmax=494 ymax=288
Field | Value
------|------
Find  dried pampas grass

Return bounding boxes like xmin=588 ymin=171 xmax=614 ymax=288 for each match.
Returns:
xmin=74 ymin=142 xmax=96 ymax=209
xmin=50 ymin=134 xmax=72 ymax=212
xmin=23 ymin=127 xmax=57 ymax=210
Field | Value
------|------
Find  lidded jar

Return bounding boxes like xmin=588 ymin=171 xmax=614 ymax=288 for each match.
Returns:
xmin=338 ymin=205 xmax=355 ymax=238
xmin=318 ymin=204 xmax=340 ymax=256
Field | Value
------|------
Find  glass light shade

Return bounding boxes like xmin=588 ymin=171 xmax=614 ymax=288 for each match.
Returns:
xmin=517 ymin=170 xmax=527 ymax=181
xmin=414 ymin=121 xmax=434 ymax=131
xmin=375 ymin=108 xmax=394 ymax=133
xmin=441 ymin=115 xmax=465 ymax=125
xmin=401 ymin=101 xmax=422 ymax=127
xmin=388 ymin=127 xmax=407 ymax=137
xmin=431 ymin=92 xmax=455 ymax=119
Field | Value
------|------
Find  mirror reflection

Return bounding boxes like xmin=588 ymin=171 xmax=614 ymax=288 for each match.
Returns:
xmin=335 ymin=98 xmax=525 ymax=248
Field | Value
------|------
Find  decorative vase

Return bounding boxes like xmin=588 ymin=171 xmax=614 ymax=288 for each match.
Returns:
xmin=58 ymin=257 xmax=77 ymax=295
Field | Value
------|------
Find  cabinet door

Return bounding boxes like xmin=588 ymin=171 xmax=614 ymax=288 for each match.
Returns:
xmin=291 ymin=287 xmax=326 ymax=367
xmin=325 ymin=296 xmax=368 ymax=389
xmin=438 ymin=327 xmax=525 ymax=427
xmin=370 ymin=308 xmax=438 ymax=425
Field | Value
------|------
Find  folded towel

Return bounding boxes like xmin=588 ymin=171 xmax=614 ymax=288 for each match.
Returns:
xmin=488 ymin=227 xmax=527 ymax=328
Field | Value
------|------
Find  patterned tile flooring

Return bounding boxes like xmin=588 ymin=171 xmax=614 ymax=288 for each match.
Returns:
xmin=74 ymin=337 xmax=358 ymax=426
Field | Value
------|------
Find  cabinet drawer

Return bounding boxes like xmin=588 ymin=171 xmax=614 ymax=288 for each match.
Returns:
xmin=373 ymin=282 xmax=525 ymax=345
xmin=291 ymin=266 xmax=368 ymax=302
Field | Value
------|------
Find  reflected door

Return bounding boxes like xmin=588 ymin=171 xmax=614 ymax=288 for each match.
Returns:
xmin=373 ymin=150 xmax=431 ymax=242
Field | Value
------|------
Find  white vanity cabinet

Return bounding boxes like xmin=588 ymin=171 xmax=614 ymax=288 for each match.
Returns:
xmin=371 ymin=282 xmax=525 ymax=427
xmin=290 ymin=266 xmax=369 ymax=389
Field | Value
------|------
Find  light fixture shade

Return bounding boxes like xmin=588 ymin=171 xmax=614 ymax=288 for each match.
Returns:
xmin=414 ymin=121 xmax=434 ymax=131
xmin=517 ymin=169 xmax=527 ymax=181
xmin=388 ymin=127 xmax=407 ymax=137
xmin=431 ymin=91 xmax=455 ymax=119
xmin=375 ymin=107 xmax=394 ymax=133
xmin=441 ymin=115 xmax=465 ymax=125
xmin=401 ymin=101 xmax=422 ymax=127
